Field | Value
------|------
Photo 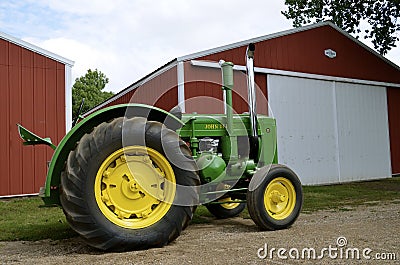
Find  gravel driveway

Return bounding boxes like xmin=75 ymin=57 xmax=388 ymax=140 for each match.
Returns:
xmin=0 ymin=202 xmax=398 ymax=264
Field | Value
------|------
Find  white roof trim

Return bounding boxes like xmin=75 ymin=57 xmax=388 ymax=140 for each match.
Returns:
xmin=178 ymin=21 xmax=400 ymax=72
xmin=0 ymin=31 xmax=74 ymax=66
xmin=177 ymin=61 xmax=185 ymax=112
xmin=0 ymin=193 xmax=39 ymax=199
xmin=191 ymin=60 xmax=400 ymax=88
xmin=65 ymin=65 xmax=73 ymax=132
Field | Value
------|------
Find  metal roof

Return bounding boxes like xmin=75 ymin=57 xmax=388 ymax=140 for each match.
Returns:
xmin=0 ymin=31 xmax=74 ymax=67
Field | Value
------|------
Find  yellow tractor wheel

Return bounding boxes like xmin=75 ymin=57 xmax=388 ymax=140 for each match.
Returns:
xmin=206 ymin=197 xmax=245 ymax=219
xmin=60 ymin=117 xmax=200 ymax=251
xmin=247 ymin=164 xmax=303 ymax=230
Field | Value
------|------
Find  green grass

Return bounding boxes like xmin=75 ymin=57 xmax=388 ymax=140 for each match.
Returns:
xmin=301 ymin=177 xmax=400 ymax=213
xmin=1 ymin=177 xmax=399 ymax=241
xmin=0 ymin=197 xmax=75 ymax=241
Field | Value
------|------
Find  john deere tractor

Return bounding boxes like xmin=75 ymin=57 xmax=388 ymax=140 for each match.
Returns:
xmin=18 ymin=44 xmax=303 ymax=251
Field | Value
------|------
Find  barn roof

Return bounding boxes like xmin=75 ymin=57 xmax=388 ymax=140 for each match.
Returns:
xmin=0 ymin=31 xmax=74 ymax=66
xmin=177 ymin=21 xmax=399 ymax=71
xmin=87 ymin=21 xmax=400 ymax=114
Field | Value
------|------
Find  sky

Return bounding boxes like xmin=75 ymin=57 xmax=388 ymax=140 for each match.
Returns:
xmin=0 ymin=0 xmax=399 ymax=93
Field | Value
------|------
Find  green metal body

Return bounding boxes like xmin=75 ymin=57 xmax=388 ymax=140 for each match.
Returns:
xmin=17 ymin=124 xmax=57 ymax=150
xmin=18 ymin=61 xmax=278 ymax=207
xmin=178 ymin=113 xmax=277 ymax=203
xmin=178 ymin=114 xmax=277 ymax=165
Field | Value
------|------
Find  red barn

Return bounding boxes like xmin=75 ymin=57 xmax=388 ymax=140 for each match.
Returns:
xmin=88 ymin=21 xmax=400 ymax=185
xmin=0 ymin=32 xmax=73 ymax=197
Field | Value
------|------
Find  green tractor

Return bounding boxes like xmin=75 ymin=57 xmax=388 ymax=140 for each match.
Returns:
xmin=18 ymin=44 xmax=303 ymax=251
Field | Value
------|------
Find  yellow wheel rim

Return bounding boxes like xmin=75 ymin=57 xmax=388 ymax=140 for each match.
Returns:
xmin=219 ymin=197 xmax=241 ymax=210
xmin=94 ymin=146 xmax=176 ymax=229
xmin=264 ymin=177 xmax=296 ymax=220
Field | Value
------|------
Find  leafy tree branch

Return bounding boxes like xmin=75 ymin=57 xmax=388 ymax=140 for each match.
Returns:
xmin=282 ymin=0 xmax=400 ymax=55
xmin=72 ymin=69 xmax=114 ymax=116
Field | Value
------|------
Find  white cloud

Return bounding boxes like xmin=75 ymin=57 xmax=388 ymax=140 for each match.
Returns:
xmin=16 ymin=0 xmax=295 ymax=92
xmin=3 ymin=0 xmax=399 ymax=93
xmin=386 ymin=47 xmax=400 ymax=68
xmin=24 ymin=37 xmax=117 ymax=83
xmin=37 ymin=0 xmax=117 ymax=15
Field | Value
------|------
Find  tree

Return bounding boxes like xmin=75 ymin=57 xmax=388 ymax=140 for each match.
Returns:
xmin=281 ymin=0 xmax=400 ymax=55
xmin=72 ymin=69 xmax=114 ymax=117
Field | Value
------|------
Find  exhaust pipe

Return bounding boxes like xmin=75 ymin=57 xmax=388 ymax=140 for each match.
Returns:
xmin=246 ymin=43 xmax=259 ymax=160
xmin=246 ymin=43 xmax=257 ymax=139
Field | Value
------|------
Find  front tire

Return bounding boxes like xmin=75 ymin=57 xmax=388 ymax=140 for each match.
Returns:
xmin=60 ymin=117 xmax=199 ymax=251
xmin=206 ymin=197 xmax=245 ymax=219
xmin=247 ymin=164 xmax=302 ymax=230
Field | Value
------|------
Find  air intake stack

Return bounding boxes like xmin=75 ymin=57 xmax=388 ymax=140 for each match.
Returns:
xmin=246 ymin=43 xmax=259 ymax=159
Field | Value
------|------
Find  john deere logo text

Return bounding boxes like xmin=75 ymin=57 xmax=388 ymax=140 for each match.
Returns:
xmin=204 ymin=124 xmax=224 ymax=130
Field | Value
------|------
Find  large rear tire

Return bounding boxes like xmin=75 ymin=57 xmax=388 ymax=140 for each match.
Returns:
xmin=247 ymin=164 xmax=302 ymax=230
xmin=60 ymin=117 xmax=199 ymax=251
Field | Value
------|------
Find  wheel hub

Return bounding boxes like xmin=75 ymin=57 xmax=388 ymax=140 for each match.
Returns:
xmin=264 ymin=177 xmax=296 ymax=220
xmin=121 ymin=177 xmax=141 ymax=200
xmin=218 ymin=197 xmax=241 ymax=210
xmin=270 ymin=190 xmax=286 ymax=203
xmin=95 ymin=146 xmax=176 ymax=228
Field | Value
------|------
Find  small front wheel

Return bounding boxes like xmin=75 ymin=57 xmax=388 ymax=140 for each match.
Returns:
xmin=206 ymin=197 xmax=245 ymax=219
xmin=247 ymin=164 xmax=303 ymax=230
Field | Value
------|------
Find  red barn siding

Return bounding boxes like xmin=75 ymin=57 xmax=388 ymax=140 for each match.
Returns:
xmin=255 ymin=74 xmax=268 ymax=115
xmin=199 ymin=25 xmax=400 ymax=85
xmin=387 ymin=87 xmax=400 ymax=174
xmin=102 ymin=66 xmax=178 ymax=112
xmin=9 ymin=43 xmax=23 ymax=195
xmin=184 ymin=61 xmax=223 ymax=113
xmin=154 ymin=87 xmax=178 ymax=111
xmin=56 ymin=63 xmax=66 ymax=143
xmin=33 ymin=53 xmax=47 ymax=197
xmin=184 ymin=61 xmax=268 ymax=114
xmin=0 ymin=40 xmax=10 ymax=196
xmin=0 ymin=39 xmax=66 ymax=196
xmin=21 ymin=48 xmax=35 ymax=193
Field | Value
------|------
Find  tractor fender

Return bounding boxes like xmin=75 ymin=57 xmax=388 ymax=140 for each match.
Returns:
xmin=42 ymin=103 xmax=184 ymax=206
